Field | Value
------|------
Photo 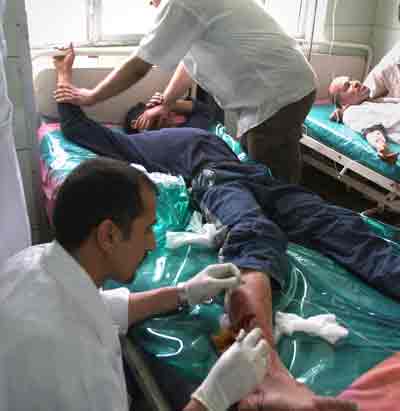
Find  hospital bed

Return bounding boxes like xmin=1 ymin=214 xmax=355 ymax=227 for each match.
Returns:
xmin=34 ymin=49 xmax=400 ymax=409
xmin=301 ymin=43 xmax=400 ymax=214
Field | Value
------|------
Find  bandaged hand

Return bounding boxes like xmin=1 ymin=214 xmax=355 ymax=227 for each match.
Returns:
xmin=181 ymin=263 xmax=241 ymax=305
xmin=192 ymin=328 xmax=270 ymax=411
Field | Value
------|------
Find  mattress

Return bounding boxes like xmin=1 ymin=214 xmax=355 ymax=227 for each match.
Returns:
xmin=304 ymin=104 xmax=400 ymax=182
xmin=38 ymin=121 xmax=400 ymax=396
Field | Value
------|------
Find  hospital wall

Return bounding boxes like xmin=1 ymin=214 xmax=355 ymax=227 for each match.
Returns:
xmin=3 ymin=0 xmax=400 ymax=243
xmin=371 ymin=0 xmax=400 ymax=64
xmin=3 ymin=0 xmax=42 ymax=243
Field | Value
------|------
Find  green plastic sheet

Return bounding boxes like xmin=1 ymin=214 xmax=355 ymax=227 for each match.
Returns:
xmin=39 ymin=122 xmax=400 ymax=395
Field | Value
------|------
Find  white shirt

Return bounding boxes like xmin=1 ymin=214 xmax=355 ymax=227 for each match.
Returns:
xmin=364 ymin=41 xmax=400 ymax=99
xmin=343 ymin=100 xmax=400 ymax=144
xmin=137 ymin=0 xmax=317 ymax=136
xmin=0 ymin=241 xmax=130 ymax=411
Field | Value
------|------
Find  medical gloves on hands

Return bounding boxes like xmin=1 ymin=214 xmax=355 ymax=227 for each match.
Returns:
xmin=180 ymin=263 xmax=241 ymax=305
xmin=192 ymin=328 xmax=270 ymax=411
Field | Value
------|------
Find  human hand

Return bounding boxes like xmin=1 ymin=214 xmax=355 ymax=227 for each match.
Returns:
xmin=133 ymin=104 xmax=171 ymax=131
xmin=53 ymin=42 xmax=75 ymax=74
xmin=192 ymin=328 xmax=269 ymax=411
xmin=181 ymin=263 xmax=241 ymax=306
xmin=146 ymin=92 xmax=164 ymax=108
xmin=53 ymin=84 xmax=95 ymax=106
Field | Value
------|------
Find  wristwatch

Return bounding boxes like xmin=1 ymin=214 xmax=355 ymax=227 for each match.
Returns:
xmin=177 ymin=282 xmax=189 ymax=309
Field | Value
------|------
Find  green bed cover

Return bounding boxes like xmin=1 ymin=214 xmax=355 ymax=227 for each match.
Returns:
xmin=39 ymin=122 xmax=400 ymax=396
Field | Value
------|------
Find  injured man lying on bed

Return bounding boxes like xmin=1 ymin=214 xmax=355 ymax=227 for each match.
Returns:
xmin=52 ymin=48 xmax=400 ymax=411
xmin=328 ymin=41 xmax=400 ymax=164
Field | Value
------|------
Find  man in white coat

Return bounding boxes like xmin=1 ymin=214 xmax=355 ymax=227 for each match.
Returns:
xmin=0 ymin=157 xmax=269 ymax=411
xmin=0 ymin=0 xmax=31 ymax=262
xmin=56 ymin=0 xmax=317 ymax=184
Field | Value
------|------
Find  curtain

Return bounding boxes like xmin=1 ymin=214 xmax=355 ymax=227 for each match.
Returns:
xmin=0 ymin=0 xmax=31 ymax=263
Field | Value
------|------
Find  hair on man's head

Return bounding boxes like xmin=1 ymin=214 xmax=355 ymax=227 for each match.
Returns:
xmin=52 ymin=157 xmax=156 ymax=253
xmin=123 ymin=102 xmax=147 ymax=134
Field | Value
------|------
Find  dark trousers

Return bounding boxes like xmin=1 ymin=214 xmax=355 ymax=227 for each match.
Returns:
xmin=192 ymin=162 xmax=400 ymax=299
xmin=241 ymin=90 xmax=316 ymax=184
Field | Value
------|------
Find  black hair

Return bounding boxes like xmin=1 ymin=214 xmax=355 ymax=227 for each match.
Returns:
xmin=53 ymin=157 xmax=156 ymax=253
xmin=123 ymin=102 xmax=147 ymax=134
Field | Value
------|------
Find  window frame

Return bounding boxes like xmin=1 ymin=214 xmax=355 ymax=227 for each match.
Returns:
xmin=29 ymin=0 xmax=326 ymax=49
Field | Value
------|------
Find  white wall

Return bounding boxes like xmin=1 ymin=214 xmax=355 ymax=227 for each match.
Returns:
xmin=3 ymin=0 xmax=44 ymax=243
xmin=371 ymin=0 xmax=400 ymax=64
xmin=323 ymin=0 xmax=377 ymax=44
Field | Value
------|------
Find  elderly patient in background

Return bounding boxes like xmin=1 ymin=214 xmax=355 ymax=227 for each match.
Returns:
xmin=328 ymin=41 xmax=400 ymax=164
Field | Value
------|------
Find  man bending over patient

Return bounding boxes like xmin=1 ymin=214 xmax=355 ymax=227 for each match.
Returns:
xmin=328 ymin=41 xmax=400 ymax=164
xmin=52 ymin=45 xmax=375 ymax=411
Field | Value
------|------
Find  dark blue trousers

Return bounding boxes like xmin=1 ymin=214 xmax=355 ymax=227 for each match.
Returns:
xmin=192 ymin=162 xmax=400 ymax=299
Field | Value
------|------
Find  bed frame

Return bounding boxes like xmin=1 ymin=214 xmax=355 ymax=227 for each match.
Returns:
xmin=300 ymin=41 xmax=400 ymax=214
xmin=301 ymin=132 xmax=400 ymax=214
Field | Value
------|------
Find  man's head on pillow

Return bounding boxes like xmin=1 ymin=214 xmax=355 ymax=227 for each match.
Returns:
xmin=123 ymin=103 xmax=187 ymax=134
xmin=328 ymin=76 xmax=371 ymax=122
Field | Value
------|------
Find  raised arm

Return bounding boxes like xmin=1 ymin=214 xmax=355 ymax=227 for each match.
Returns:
xmin=55 ymin=53 xmax=152 ymax=106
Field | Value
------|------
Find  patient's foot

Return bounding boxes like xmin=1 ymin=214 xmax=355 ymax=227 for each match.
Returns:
xmin=239 ymin=366 xmax=358 ymax=411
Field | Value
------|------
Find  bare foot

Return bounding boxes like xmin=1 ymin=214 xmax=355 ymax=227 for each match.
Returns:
xmin=238 ymin=370 xmax=358 ymax=411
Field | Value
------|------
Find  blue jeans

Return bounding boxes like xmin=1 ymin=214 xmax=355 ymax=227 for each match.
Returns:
xmin=192 ymin=161 xmax=400 ymax=298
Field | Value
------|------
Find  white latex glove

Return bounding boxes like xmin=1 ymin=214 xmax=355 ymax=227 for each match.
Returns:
xmin=192 ymin=328 xmax=270 ymax=411
xmin=181 ymin=263 xmax=241 ymax=305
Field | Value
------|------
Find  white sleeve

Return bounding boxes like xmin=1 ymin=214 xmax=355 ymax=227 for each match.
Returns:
xmin=137 ymin=0 xmax=206 ymax=71
xmin=100 ymin=287 xmax=130 ymax=335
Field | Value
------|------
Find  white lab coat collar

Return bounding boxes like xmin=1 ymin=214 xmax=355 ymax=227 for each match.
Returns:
xmin=41 ymin=241 xmax=120 ymax=350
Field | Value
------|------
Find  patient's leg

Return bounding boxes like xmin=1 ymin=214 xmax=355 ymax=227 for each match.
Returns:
xmin=262 ymin=178 xmax=400 ymax=300
xmin=192 ymin=170 xmax=356 ymax=411
xmin=229 ymin=271 xmax=357 ymax=411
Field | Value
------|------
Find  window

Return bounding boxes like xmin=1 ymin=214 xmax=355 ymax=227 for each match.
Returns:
xmin=264 ymin=0 xmax=327 ymax=40
xmin=25 ymin=0 xmax=158 ymax=48
xmin=25 ymin=0 xmax=326 ymax=49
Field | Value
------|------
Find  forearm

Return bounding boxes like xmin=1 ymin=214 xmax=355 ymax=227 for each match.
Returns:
xmin=163 ymin=62 xmax=194 ymax=106
xmin=170 ymin=99 xmax=194 ymax=113
xmin=57 ymin=69 xmax=72 ymax=86
xmin=92 ymin=55 xmax=152 ymax=105
xmin=128 ymin=286 xmax=180 ymax=326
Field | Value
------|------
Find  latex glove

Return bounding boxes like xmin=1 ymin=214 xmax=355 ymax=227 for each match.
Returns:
xmin=192 ymin=328 xmax=269 ymax=411
xmin=182 ymin=263 xmax=241 ymax=305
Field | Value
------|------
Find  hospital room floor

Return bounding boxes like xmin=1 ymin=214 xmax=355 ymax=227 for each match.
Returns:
xmin=301 ymin=165 xmax=400 ymax=227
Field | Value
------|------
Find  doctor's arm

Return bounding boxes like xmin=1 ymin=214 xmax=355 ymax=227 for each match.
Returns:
xmin=127 ymin=263 xmax=241 ymax=326
xmin=162 ymin=62 xmax=195 ymax=106
xmin=56 ymin=54 xmax=152 ymax=106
